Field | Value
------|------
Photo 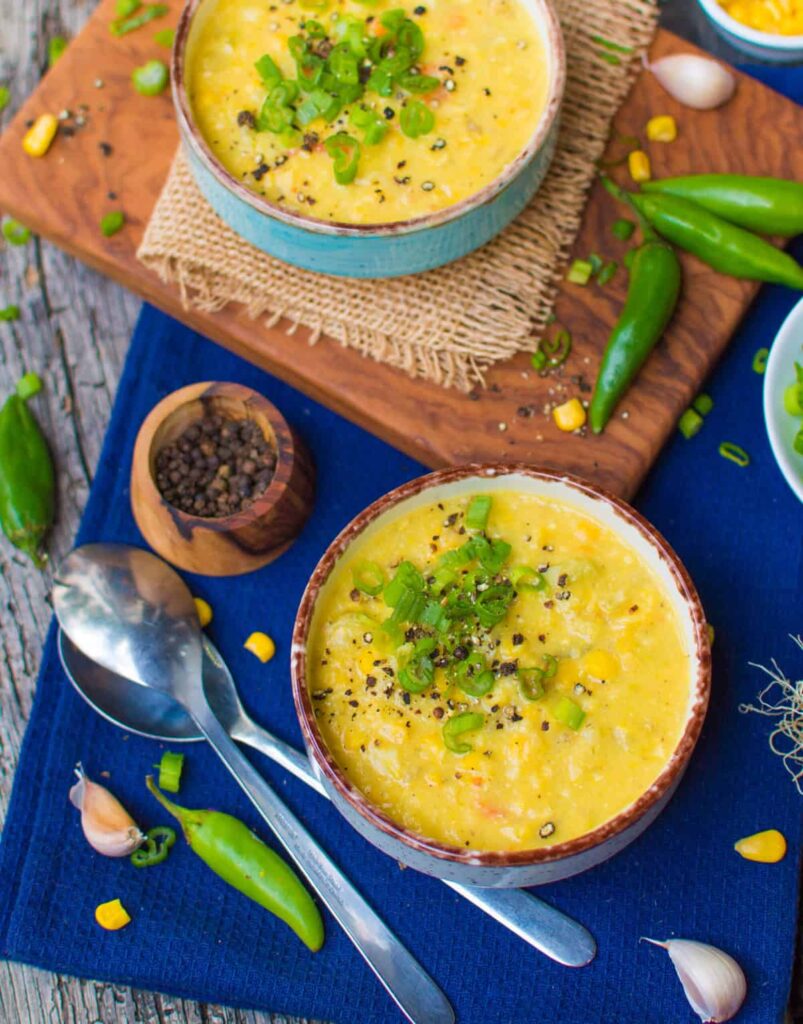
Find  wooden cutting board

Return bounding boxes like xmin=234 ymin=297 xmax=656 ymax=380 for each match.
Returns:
xmin=0 ymin=0 xmax=801 ymax=499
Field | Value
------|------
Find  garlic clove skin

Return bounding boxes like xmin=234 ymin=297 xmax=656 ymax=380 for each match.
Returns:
xmin=643 ymin=938 xmax=747 ymax=1023
xmin=647 ymin=54 xmax=736 ymax=111
xmin=69 ymin=764 xmax=145 ymax=857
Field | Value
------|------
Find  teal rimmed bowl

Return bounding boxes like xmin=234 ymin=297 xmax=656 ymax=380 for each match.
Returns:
xmin=171 ymin=0 xmax=566 ymax=279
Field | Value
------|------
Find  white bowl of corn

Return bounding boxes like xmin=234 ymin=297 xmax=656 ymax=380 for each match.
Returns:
xmin=696 ymin=0 xmax=803 ymax=62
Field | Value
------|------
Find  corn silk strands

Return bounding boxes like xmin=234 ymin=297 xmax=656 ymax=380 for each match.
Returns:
xmin=740 ymin=636 xmax=803 ymax=794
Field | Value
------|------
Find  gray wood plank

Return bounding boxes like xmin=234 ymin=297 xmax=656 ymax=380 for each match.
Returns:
xmin=0 ymin=1 xmax=798 ymax=1022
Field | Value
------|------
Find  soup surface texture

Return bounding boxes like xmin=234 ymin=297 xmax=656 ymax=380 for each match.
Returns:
xmin=307 ymin=491 xmax=692 ymax=852
xmin=187 ymin=0 xmax=549 ymax=224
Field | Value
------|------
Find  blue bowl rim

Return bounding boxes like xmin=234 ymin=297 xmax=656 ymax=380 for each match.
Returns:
xmin=171 ymin=0 xmax=567 ymax=238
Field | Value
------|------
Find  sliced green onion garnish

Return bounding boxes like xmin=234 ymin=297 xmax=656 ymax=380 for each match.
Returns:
xmin=519 ymin=667 xmax=545 ymax=701
xmin=718 ymin=442 xmax=750 ymax=467
xmin=325 ymin=132 xmax=361 ymax=184
xmin=460 ymin=668 xmax=494 ymax=698
xmin=531 ymin=349 xmax=547 ymax=371
xmin=380 ymin=618 xmax=405 ymax=647
xmin=2 ymin=217 xmax=31 ymax=246
xmin=400 ymin=99 xmax=435 ymax=139
xmin=16 ymin=373 xmax=42 ymax=399
xmin=0 ymin=305 xmax=20 ymax=322
xmin=588 ymin=252 xmax=604 ymax=275
xmin=443 ymin=711 xmax=484 ymax=754
xmin=783 ymin=380 xmax=803 ymax=417
xmin=0 ymin=86 xmax=9 ymax=113
xmin=538 ymin=329 xmax=572 ymax=369
xmin=794 ymin=426 xmax=803 ymax=456
xmin=399 ymin=655 xmax=434 ymax=693
xmin=111 ymin=3 xmax=168 ymax=36
xmin=352 ymin=560 xmax=385 ymax=596
xmin=752 ymin=348 xmax=769 ymax=375
xmin=692 ymin=393 xmax=714 ymax=417
xmin=420 ymin=600 xmax=449 ymax=632
xmin=591 ymin=34 xmax=634 ymax=54
xmin=597 ymin=260 xmax=618 ymax=286
xmin=465 ymin=495 xmax=491 ymax=531
xmin=384 ymin=561 xmax=423 ymax=605
xmin=541 ymin=654 xmax=558 ymax=678
xmin=475 ymin=585 xmax=514 ymax=628
xmin=154 ymin=27 xmax=175 ymax=47
xmin=100 ymin=211 xmax=125 ymax=237
xmin=116 ymin=0 xmax=140 ymax=15
xmin=397 ymin=71 xmax=439 ymax=94
xmin=48 ymin=36 xmax=69 ymax=67
xmin=509 ymin=565 xmax=547 ymax=591
xmin=131 ymin=59 xmax=169 ymax=96
xmin=255 ymin=54 xmax=283 ymax=88
xmin=567 ymin=259 xmax=593 ymax=285
xmin=612 ymin=218 xmax=635 ymax=241
xmin=553 ymin=695 xmax=585 ymax=730
xmin=678 ymin=409 xmax=703 ymax=440
xmin=431 ymin=566 xmax=456 ymax=594
xmin=156 ymin=751 xmax=184 ymax=793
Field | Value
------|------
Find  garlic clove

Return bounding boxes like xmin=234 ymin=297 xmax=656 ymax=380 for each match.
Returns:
xmin=647 ymin=54 xmax=736 ymax=111
xmin=643 ymin=937 xmax=747 ymax=1023
xmin=69 ymin=764 xmax=145 ymax=857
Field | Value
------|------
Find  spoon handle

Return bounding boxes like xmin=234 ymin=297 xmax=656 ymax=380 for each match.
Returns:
xmin=194 ymin=705 xmax=454 ymax=1024
xmin=234 ymin=719 xmax=596 ymax=967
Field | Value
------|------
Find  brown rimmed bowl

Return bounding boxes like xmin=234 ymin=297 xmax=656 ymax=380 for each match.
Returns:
xmin=171 ymin=0 xmax=566 ymax=278
xmin=291 ymin=464 xmax=711 ymax=887
xmin=131 ymin=382 xmax=315 ymax=577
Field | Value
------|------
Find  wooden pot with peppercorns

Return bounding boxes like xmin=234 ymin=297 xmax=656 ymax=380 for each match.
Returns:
xmin=131 ymin=382 xmax=314 ymax=576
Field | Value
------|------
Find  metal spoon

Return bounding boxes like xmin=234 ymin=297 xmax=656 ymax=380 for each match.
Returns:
xmin=58 ymin=630 xmax=596 ymax=968
xmin=53 ymin=543 xmax=454 ymax=1024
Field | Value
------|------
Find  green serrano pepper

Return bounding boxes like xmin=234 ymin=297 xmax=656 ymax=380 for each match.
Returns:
xmin=589 ymin=239 xmax=681 ymax=434
xmin=629 ymin=191 xmax=803 ymax=290
xmin=0 ymin=374 xmax=55 ymax=567
xmin=146 ymin=777 xmax=324 ymax=951
xmin=643 ymin=175 xmax=803 ymax=238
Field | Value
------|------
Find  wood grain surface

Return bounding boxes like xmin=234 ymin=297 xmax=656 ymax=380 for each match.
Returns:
xmin=0 ymin=2 xmax=801 ymax=1024
xmin=1 ymin=0 xmax=802 ymax=499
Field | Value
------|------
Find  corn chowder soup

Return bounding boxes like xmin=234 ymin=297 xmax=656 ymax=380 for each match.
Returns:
xmin=187 ymin=0 xmax=549 ymax=224
xmin=307 ymin=492 xmax=692 ymax=853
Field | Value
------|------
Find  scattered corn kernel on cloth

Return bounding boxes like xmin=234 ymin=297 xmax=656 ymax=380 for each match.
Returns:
xmin=137 ymin=0 xmax=656 ymax=391
xmin=1 ymin=209 xmax=803 ymax=1023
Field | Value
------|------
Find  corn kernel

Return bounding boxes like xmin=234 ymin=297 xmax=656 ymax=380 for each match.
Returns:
xmin=734 ymin=829 xmax=786 ymax=863
xmin=244 ymin=631 xmax=276 ymax=663
xmin=628 ymin=149 xmax=651 ymax=184
xmin=194 ymin=598 xmax=213 ymax=628
xmin=552 ymin=398 xmax=587 ymax=433
xmin=582 ymin=650 xmax=619 ymax=681
xmin=95 ymin=898 xmax=131 ymax=931
xmin=22 ymin=114 xmax=58 ymax=158
xmin=646 ymin=115 xmax=677 ymax=143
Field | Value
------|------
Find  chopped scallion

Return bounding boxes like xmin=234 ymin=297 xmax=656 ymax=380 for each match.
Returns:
xmin=156 ymin=751 xmax=184 ymax=793
xmin=752 ymin=348 xmax=769 ymax=375
xmin=519 ymin=667 xmax=545 ymax=701
xmin=131 ymin=59 xmax=169 ymax=96
xmin=553 ymin=695 xmax=585 ymax=730
xmin=465 ymin=494 xmax=491 ymax=531
xmin=2 ymin=217 xmax=31 ymax=246
xmin=154 ymin=28 xmax=175 ymax=47
xmin=48 ymin=36 xmax=69 ymax=67
xmin=352 ymin=560 xmax=385 ymax=596
xmin=442 ymin=711 xmax=484 ymax=754
xmin=0 ymin=305 xmax=20 ymax=322
xmin=100 ymin=211 xmax=125 ymax=237
xmin=597 ymin=260 xmax=618 ymax=286
xmin=718 ymin=442 xmax=750 ymax=467
xmin=567 ymin=259 xmax=593 ymax=286
xmin=111 ymin=3 xmax=169 ymax=36
xmin=692 ymin=393 xmax=713 ymax=417
xmin=678 ymin=408 xmax=703 ymax=440
xmin=591 ymin=34 xmax=635 ymax=54
xmin=0 ymin=86 xmax=9 ymax=113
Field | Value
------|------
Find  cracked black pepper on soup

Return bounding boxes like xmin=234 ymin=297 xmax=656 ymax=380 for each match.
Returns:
xmin=154 ymin=414 xmax=276 ymax=517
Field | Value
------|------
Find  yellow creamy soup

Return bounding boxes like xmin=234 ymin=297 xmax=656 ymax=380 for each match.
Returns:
xmin=307 ymin=492 xmax=691 ymax=852
xmin=187 ymin=0 xmax=548 ymax=224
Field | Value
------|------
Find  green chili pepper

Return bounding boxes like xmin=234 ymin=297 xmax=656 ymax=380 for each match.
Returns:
xmin=130 ymin=825 xmax=177 ymax=867
xmin=629 ymin=191 xmax=803 ymax=291
xmin=400 ymin=99 xmax=434 ymax=139
xmin=132 ymin=59 xmax=169 ymax=96
xmin=146 ymin=777 xmax=324 ymax=951
xmin=324 ymin=132 xmax=361 ymax=184
xmin=642 ymin=174 xmax=803 ymax=238
xmin=0 ymin=374 xmax=55 ymax=568
xmin=589 ymin=238 xmax=681 ymax=433
xmin=156 ymin=750 xmax=184 ymax=793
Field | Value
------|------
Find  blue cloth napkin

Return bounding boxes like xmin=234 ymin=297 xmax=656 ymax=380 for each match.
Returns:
xmin=1 ymin=65 xmax=802 ymax=1024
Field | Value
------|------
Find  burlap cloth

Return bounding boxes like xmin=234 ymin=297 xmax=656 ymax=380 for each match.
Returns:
xmin=138 ymin=1 xmax=657 ymax=391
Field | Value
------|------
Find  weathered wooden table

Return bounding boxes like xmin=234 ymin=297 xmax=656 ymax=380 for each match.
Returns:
xmin=0 ymin=2 xmax=798 ymax=1022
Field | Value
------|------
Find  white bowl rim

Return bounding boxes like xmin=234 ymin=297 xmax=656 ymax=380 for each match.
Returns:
xmin=696 ymin=0 xmax=803 ymax=49
xmin=764 ymin=296 xmax=803 ymax=503
xmin=172 ymin=0 xmax=567 ymax=238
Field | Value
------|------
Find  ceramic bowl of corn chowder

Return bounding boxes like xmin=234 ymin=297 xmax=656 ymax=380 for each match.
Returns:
xmin=173 ymin=0 xmax=565 ymax=277
xmin=291 ymin=465 xmax=711 ymax=887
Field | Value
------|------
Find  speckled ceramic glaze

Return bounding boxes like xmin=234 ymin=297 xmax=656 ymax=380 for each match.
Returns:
xmin=172 ymin=0 xmax=566 ymax=278
xmin=291 ymin=465 xmax=711 ymax=888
